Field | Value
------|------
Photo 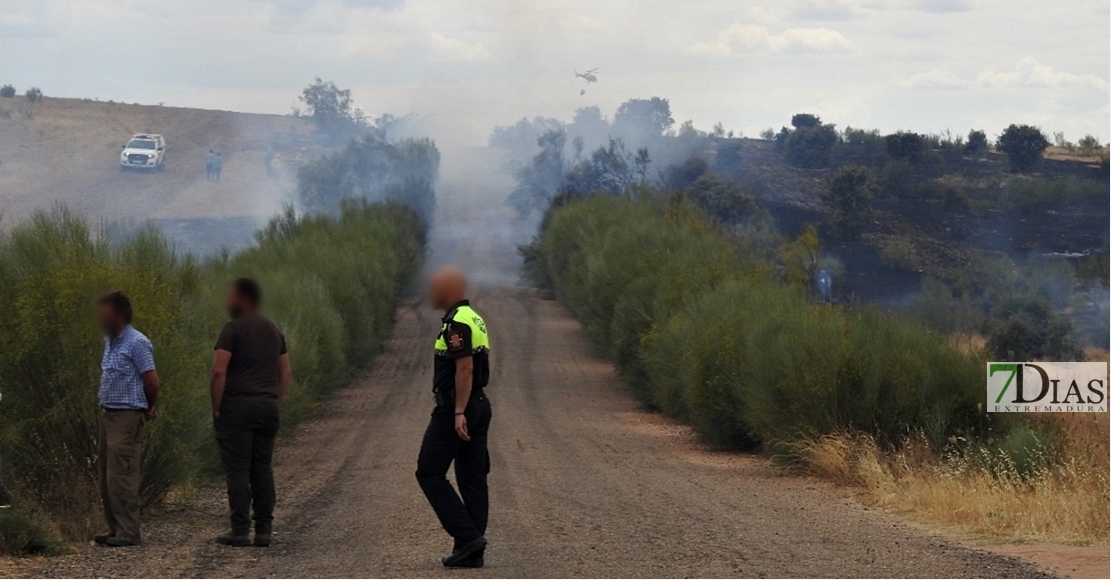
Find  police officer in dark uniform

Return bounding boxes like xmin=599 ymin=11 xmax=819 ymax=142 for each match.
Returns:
xmin=416 ymin=267 xmax=492 ymax=568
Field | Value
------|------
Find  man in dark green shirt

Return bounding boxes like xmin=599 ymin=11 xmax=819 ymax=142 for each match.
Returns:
xmin=210 ymin=278 xmax=291 ymax=548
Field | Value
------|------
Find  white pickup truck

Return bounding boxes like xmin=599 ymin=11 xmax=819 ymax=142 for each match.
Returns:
xmin=120 ymin=133 xmax=166 ymax=171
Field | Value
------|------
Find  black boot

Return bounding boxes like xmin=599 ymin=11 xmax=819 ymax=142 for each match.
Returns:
xmin=442 ymin=536 xmax=487 ymax=567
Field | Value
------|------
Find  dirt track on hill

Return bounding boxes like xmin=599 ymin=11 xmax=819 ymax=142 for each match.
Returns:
xmin=22 ymin=286 xmax=1046 ymax=579
xmin=0 ymin=97 xmax=309 ymax=226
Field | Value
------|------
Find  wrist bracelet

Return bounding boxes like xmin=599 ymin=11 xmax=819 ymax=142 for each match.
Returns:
xmin=454 ymin=411 xmax=465 ymax=416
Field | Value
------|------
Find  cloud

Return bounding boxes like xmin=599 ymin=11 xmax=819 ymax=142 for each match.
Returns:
xmin=271 ymin=0 xmax=405 ymax=13
xmin=913 ymin=0 xmax=972 ymax=13
xmin=428 ymin=32 xmax=490 ymax=62
xmin=794 ymin=0 xmax=873 ymax=20
xmin=689 ymin=23 xmax=852 ymax=56
xmin=900 ymin=69 xmax=970 ymax=89
xmin=795 ymin=0 xmax=971 ymax=18
xmin=976 ymin=58 xmax=1109 ymax=92
xmin=901 ymin=59 xmax=1109 ymax=93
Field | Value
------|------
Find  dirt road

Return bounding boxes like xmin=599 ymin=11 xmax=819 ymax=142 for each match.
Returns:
xmin=25 ymin=286 xmax=1045 ymax=579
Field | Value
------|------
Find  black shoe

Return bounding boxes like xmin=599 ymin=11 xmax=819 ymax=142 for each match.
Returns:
xmin=456 ymin=550 xmax=485 ymax=568
xmin=94 ymin=533 xmax=114 ymax=545
xmin=104 ymin=536 xmax=139 ymax=547
xmin=215 ymin=533 xmax=252 ymax=547
xmin=254 ymin=533 xmax=272 ymax=547
xmin=442 ymin=536 xmax=487 ymax=568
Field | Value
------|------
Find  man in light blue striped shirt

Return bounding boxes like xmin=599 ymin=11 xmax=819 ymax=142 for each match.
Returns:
xmin=94 ymin=291 xmax=160 ymax=548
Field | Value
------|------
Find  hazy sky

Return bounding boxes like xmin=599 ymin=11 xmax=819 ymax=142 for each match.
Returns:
xmin=2 ymin=0 xmax=1107 ymax=146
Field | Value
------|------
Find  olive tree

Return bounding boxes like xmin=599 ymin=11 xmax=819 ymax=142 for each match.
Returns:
xmin=996 ymin=124 xmax=1050 ymax=172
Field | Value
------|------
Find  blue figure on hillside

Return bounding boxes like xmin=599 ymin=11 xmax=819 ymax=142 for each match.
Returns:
xmin=814 ymin=269 xmax=832 ymax=303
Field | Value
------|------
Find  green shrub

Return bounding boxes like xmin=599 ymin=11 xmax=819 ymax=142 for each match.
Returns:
xmin=880 ymin=235 xmax=919 ymax=271
xmin=682 ymin=174 xmax=756 ymax=223
xmin=0 ymin=508 xmax=63 ymax=556
xmin=528 ymin=195 xmax=989 ymax=454
xmin=24 ymin=87 xmax=42 ymax=103
xmin=0 ymin=202 xmax=424 ymax=552
xmin=1076 ymin=134 xmax=1102 ymax=156
xmin=1001 ymin=176 xmax=1108 ymax=213
xmin=985 ymin=294 xmax=1081 ymax=362
xmin=975 ymin=425 xmax=1050 ymax=481
xmin=0 ymin=85 xmax=15 ymax=98
xmin=997 ymin=124 xmax=1049 ymax=172
xmin=885 ymin=132 xmax=929 ymax=163
xmin=784 ymin=123 xmax=839 ymax=168
xmin=821 ymin=165 xmax=876 ymax=237
xmin=965 ymin=129 xmax=988 ymax=155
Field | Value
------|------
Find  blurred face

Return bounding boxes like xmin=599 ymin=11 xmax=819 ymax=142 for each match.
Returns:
xmin=426 ymin=267 xmax=466 ymax=311
xmin=426 ymin=273 xmax=449 ymax=311
xmin=98 ymin=303 xmax=124 ymax=335
xmin=225 ymin=285 xmax=247 ymax=318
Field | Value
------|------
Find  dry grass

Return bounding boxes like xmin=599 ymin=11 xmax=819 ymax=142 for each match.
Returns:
xmin=793 ymin=416 xmax=1110 ymax=546
xmin=0 ymin=96 xmax=313 ymax=224
xmin=1044 ymin=145 xmax=1110 ymax=162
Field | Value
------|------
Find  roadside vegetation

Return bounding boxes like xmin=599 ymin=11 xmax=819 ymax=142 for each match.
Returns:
xmin=503 ymin=99 xmax=1106 ymax=544
xmin=0 ymin=81 xmax=433 ymax=555
xmin=522 ymin=192 xmax=1108 ymax=545
xmin=497 ymin=101 xmax=1109 ymax=357
xmin=0 ymin=202 xmax=424 ymax=555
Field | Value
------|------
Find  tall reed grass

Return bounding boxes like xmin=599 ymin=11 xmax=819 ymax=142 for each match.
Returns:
xmin=526 ymin=194 xmax=990 ymax=451
xmin=0 ymin=202 xmax=424 ymax=553
xmin=526 ymin=194 xmax=1108 ymax=543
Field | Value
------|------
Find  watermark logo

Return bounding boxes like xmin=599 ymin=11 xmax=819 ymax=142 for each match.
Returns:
xmin=987 ymin=362 xmax=1108 ymax=412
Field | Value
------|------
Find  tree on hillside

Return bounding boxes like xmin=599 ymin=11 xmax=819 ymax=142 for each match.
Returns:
xmin=612 ymin=97 xmax=674 ymax=141
xmin=996 ymin=124 xmax=1050 ymax=172
xmin=633 ymin=148 xmax=652 ymax=184
xmin=986 ymin=294 xmax=1081 ymax=361
xmin=684 ymin=174 xmax=756 ymax=224
xmin=506 ymin=128 xmax=569 ymax=217
xmin=0 ymin=85 xmax=14 ymax=98
xmin=821 ymin=165 xmax=876 ymax=237
xmin=488 ymin=116 xmax=564 ymax=153
xmin=791 ymin=113 xmax=821 ymax=129
xmin=884 ymin=132 xmax=929 ymax=163
xmin=1077 ymin=134 xmax=1102 ymax=156
xmin=564 ymin=139 xmax=635 ymax=195
xmin=297 ymin=134 xmax=439 ymax=221
xmin=965 ymin=129 xmax=988 ymax=155
xmin=778 ymin=225 xmax=822 ymax=288
xmin=664 ymin=156 xmax=708 ymax=190
xmin=783 ymin=114 xmax=839 ymax=169
xmin=300 ymin=78 xmax=366 ymax=139
xmin=567 ymin=106 xmax=611 ymax=151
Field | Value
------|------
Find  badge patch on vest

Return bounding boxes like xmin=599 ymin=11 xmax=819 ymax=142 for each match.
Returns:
xmin=447 ymin=331 xmax=465 ymax=351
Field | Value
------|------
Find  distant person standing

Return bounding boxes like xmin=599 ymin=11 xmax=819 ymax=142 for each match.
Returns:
xmin=94 ymin=291 xmax=160 ymax=548
xmin=210 ymin=278 xmax=291 ymax=548
xmin=264 ymin=149 xmax=277 ymax=178
xmin=213 ymin=153 xmax=224 ymax=182
xmin=205 ymin=149 xmax=216 ymax=181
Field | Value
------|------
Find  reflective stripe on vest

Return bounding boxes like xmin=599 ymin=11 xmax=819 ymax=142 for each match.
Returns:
xmin=434 ymin=305 xmax=490 ymax=354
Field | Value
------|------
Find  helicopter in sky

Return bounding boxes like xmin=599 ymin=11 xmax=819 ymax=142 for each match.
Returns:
xmin=575 ymin=68 xmax=599 ymax=95
xmin=575 ymin=68 xmax=599 ymax=83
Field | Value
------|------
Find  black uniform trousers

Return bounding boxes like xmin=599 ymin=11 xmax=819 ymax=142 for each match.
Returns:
xmin=215 ymin=400 xmax=280 ymax=536
xmin=416 ymin=392 xmax=492 ymax=545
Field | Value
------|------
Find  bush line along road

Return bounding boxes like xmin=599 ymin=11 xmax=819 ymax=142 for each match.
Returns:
xmin=3 ymin=148 xmax=1050 ymax=579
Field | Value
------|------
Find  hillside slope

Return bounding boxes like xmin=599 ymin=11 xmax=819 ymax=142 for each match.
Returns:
xmin=0 ymin=97 xmax=317 ymax=250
